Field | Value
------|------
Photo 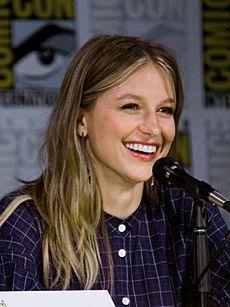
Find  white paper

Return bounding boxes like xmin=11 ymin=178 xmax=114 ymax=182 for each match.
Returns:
xmin=0 ymin=290 xmax=115 ymax=307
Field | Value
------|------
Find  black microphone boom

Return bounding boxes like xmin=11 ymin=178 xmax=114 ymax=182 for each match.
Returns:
xmin=153 ymin=157 xmax=230 ymax=213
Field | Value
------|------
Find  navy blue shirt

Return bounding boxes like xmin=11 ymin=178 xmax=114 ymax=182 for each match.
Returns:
xmin=0 ymin=186 xmax=229 ymax=306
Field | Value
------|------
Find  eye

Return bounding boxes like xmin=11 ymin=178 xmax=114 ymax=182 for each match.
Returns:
xmin=121 ymin=103 xmax=140 ymax=110
xmin=159 ymin=106 xmax=175 ymax=115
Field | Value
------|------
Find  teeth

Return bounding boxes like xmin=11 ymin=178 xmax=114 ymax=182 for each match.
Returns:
xmin=125 ymin=143 xmax=157 ymax=153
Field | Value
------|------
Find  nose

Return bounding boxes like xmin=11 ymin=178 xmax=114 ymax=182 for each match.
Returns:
xmin=139 ymin=111 xmax=161 ymax=137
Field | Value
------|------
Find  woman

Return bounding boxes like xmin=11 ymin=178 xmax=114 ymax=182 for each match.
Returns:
xmin=0 ymin=34 xmax=229 ymax=306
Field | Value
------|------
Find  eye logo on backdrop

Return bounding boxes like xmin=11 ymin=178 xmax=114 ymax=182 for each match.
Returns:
xmin=13 ymin=23 xmax=74 ymax=89
xmin=0 ymin=0 xmax=76 ymax=106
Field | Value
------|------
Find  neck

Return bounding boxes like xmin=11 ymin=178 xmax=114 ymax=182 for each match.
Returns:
xmin=101 ymin=182 xmax=144 ymax=220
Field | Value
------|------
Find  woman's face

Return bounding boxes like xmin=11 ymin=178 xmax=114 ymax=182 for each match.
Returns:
xmin=79 ymin=64 xmax=176 ymax=187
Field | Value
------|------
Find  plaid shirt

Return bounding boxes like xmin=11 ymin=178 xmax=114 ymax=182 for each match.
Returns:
xmin=0 ymin=187 xmax=229 ymax=307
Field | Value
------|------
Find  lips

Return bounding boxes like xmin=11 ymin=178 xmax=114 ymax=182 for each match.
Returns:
xmin=124 ymin=142 xmax=157 ymax=154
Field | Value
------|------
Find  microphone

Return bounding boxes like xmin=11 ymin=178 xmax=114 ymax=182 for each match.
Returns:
xmin=153 ymin=157 xmax=230 ymax=213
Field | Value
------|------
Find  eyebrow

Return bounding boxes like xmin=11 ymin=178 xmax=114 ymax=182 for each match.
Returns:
xmin=116 ymin=94 xmax=176 ymax=104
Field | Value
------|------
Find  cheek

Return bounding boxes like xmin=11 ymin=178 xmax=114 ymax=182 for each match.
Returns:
xmin=170 ymin=123 xmax=176 ymax=141
xmin=163 ymin=122 xmax=175 ymax=155
xmin=163 ymin=120 xmax=176 ymax=143
xmin=86 ymin=116 xmax=117 ymax=152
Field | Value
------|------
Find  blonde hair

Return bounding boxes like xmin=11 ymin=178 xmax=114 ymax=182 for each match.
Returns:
xmin=26 ymin=34 xmax=184 ymax=290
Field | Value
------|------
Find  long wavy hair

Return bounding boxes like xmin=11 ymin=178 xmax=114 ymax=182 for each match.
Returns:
xmin=26 ymin=34 xmax=184 ymax=290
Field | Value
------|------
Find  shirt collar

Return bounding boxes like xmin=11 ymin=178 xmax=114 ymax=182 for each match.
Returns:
xmin=104 ymin=199 xmax=151 ymax=233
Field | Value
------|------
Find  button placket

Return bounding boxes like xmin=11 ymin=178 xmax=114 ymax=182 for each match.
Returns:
xmin=118 ymin=224 xmax=127 ymax=258
xmin=112 ymin=222 xmax=131 ymax=305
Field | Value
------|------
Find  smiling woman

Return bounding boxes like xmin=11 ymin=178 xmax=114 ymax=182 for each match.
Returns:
xmin=0 ymin=34 xmax=229 ymax=307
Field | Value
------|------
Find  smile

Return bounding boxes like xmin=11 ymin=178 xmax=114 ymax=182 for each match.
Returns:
xmin=125 ymin=143 xmax=157 ymax=154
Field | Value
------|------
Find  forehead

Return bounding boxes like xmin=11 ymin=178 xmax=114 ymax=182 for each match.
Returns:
xmin=102 ymin=64 xmax=174 ymax=99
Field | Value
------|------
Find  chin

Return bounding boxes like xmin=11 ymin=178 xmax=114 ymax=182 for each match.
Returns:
xmin=130 ymin=174 xmax=152 ymax=184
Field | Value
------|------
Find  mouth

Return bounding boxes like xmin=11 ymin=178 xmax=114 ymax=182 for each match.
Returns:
xmin=124 ymin=142 xmax=157 ymax=154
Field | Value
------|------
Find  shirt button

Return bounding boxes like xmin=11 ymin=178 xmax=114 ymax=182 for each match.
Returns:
xmin=118 ymin=249 xmax=126 ymax=257
xmin=122 ymin=297 xmax=130 ymax=305
xmin=118 ymin=224 xmax=126 ymax=232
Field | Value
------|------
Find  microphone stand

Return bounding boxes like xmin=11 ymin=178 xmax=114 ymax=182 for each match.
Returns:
xmin=193 ymin=199 xmax=211 ymax=307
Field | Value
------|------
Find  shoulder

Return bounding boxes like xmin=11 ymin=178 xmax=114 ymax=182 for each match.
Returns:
xmin=159 ymin=184 xmax=195 ymax=218
xmin=157 ymin=185 xmax=229 ymax=237
xmin=159 ymin=185 xmax=228 ymax=225
xmin=0 ymin=190 xmax=43 ymax=256
xmin=0 ymin=190 xmax=45 ymax=290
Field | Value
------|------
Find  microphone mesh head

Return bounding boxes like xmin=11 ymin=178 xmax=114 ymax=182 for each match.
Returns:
xmin=153 ymin=157 xmax=178 ymax=183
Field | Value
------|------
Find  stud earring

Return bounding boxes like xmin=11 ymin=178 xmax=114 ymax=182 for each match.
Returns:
xmin=151 ymin=177 xmax=155 ymax=186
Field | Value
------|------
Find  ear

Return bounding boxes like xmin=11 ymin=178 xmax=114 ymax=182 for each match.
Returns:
xmin=77 ymin=109 xmax=87 ymax=137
